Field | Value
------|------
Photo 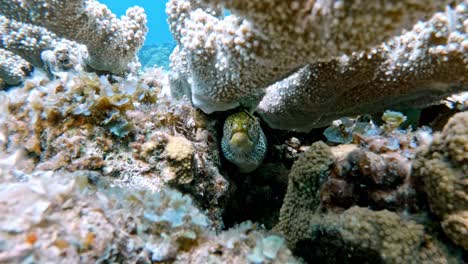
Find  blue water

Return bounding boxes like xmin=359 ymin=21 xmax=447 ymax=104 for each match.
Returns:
xmin=99 ymin=0 xmax=174 ymax=45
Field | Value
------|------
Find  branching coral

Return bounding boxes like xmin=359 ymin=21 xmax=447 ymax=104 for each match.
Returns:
xmin=0 ymin=15 xmax=88 ymax=78
xmin=0 ymin=0 xmax=147 ymax=75
xmin=166 ymin=0 xmax=461 ymax=117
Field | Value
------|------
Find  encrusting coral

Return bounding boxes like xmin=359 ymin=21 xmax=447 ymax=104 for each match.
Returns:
xmin=167 ymin=0 xmax=465 ymax=128
xmin=412 ymin=111 xmax=468 ymax=250
xmin=0 ymin=0 xmax=147 ymax=76
xmin=275 ymin=113 xmax=467 ymax=262
xmin=303 ymin=206 xmax=452 ymax=264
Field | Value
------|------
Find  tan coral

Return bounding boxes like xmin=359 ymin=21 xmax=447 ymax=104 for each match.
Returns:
xmin=305 ymin=206 xmax=452 ymax=264
xmin=412 ymin=111 xmax=468 ymax=250
xmin=163 ymin=135 xmax=195 ymax=185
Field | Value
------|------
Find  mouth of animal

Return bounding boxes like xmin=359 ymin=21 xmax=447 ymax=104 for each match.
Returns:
xmin=229 ymin=132 xmax=254 ymax=156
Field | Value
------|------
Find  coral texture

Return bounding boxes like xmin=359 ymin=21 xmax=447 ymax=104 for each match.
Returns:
xmin=275 ymin=141 xmax=335 ymax=250
xmin=412 ymin=111 xmax=468 ymax=250
xmin=0 ymin=151 xmax=298 ymax=263
xmin=274 ymin=140 xmax=458 ymax=262
xmin=0 ymin=69 xmax=228 ymax=226
xmin=303 ymin=206 xmax=451 ymax=263
xmin=0 ymin=48 xmax=32 ymax=86
xmin=258 ymin=4 xmax=468 ymax=131
xmin=0 ymin=0 xmax=147 ymax=74
xmin=166 ymin=0 xmax=464 ymax=123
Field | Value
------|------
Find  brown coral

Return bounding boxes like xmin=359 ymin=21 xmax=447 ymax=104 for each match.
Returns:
xmin=302 ymin=206 xmax=452 ymax=264
xmin=275 ymin=141 xmax=335 ymax=250
xmin=412 ymin=111 xmax=468 ymax=250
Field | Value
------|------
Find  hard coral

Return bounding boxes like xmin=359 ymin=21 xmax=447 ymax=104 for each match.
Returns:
xmin=412 ymin=111 xmax=468 ymax=250
xmin=0 ymin=48 xmax=32 ymax=86
xmin=167 ymin=0 xmax=466 ymax=131
xmin=0 ymin=0 xmax=147 ymax=75
xmin=258 ymin=3 xmax=468 ymax=131
xmin=0 ymin=68 xmax=229 ymax=227
xmin=303 ymin=206 xmax=452 ymax=264
xmin=275 ymin=141 xmax=335 ymax=250
xmin=275 ymin=133 xmax=463 ymax=262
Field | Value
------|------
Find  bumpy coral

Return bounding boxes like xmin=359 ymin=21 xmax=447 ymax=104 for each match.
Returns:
xmin=0 ymin=48 xmax=32 ymax=86
xmin=320 ymin=120 xmax=435 ymax=213
xmin=258 ymin=3 xmax=468 ymax=131
xmin=275 ymin=135 xmax=462 ymax=262
xmin=0 ymin=15 xmax=88 ymax=76
xmin=0 ymin=0 xmax=147 ymax=74
xmin=167 ymin=0 xmax=456 ymax=115
xmin=221 ymin=111 xmax=267 ymax=173
xmin=275 ymin=141 xmax=335 ymax=250
xmin=412 ymin=111 xmax=468 ymax=250
xmin=303 ymin=206 xmax=452 ymax=263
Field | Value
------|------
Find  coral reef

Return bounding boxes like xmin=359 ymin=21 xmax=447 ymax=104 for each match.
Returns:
xmin=0 ymin=69 xmax=228 ymax=226
xmin=0 ymin=0 xmax=466 ymax=263
xmin=275 ymin=141 xmax=335 ymax=250
xmin=0 ymin=0 xmax=147 ymax=75
xmin=167 ymin=0 xmax=465 ymax=127
xmin=275 ymin=112 xmax=467 ymax=261
xmin=302 ymin=206 xmax=452 ymax=263
xmin=412 ymin=111 xmax=468 ymax=250
xmin=319 ymin=114 xmax=435 ymax=213
xmin=0 ymin=150 xmax=298 ymax=263
xmin=0 ymin=48 xmax=33 ymax=87
xmin=221 ymin=111 xmax=267 ymax=173
xmin=257 ymin=3 xmax=468 ymax=131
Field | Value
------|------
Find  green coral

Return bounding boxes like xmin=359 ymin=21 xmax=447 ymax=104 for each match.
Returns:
xmin=275 ymin=141 xmax=335 ymax=250
xmin=221 ymin=111 xmax=267 ymax=173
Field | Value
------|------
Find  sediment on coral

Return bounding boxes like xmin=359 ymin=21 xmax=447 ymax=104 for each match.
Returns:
xmin=0 ymin=0 xmax=147 ymax=74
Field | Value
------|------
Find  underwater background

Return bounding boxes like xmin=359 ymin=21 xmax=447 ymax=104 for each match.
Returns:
xmin=100 ymin=0 xmax=174 ymax=45
xmin=101 ymin=0 xmax=175 ymax=69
